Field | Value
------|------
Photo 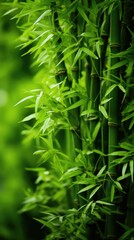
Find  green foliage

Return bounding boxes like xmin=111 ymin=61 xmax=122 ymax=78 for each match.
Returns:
xmin=3 ymin=0 xmax=134 ymax=239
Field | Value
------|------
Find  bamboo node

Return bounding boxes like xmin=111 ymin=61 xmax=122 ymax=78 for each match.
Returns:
xmin=90 ymin=73 xmax=99 ymax=78
xmin=110 ymin=43 xmax=120 ymax=49
xmin=56 ymin=68 xmax=67 ymax=76
xmin=71 ymin=67 xmax=79 ymax=72
xmin=108 ymin=122 xmax=119 ymax=127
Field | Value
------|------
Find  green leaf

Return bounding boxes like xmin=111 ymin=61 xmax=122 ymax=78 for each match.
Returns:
xmin=89 ymin=185 xmax=102 ymax=199
xmin=78 ymin=7 xmax=89 ymax=23
xmin=110 ymin=60 xmax=127 ymax=70
xmin=78 ymin=184 xmax=96 ymax=194
xmin=114 ymin=181 xmax=123 ymax=191
xmin=3 ymin=8 xmax=18 ymax=16
xmin=120 ymin=142 xmax=133 ymax=151
xmin=118 ymin=84 xmax=126 ymax=93
xmin=117 ymin=173 xmax=130 ymax=181
xmin=40 ymin=33 xmax=53 ymax=46
xmin=101 ymin=98 xmax=112 ymax=105
xmin=97 ymin=165 xmax=107 ymax=177
xmin=105 ymin=84 xmax=117 ymax=97
xmin=15 ymin=95 xmax=34 ymax=106
xmin=40 ymin=118 xmax=54 ymax=133
xmin=99 ymin=105 xmax=108 ymax=119
xmin=92 ymin=121 xmax=101 ymax=142
xmin=60 ymin=167 xmax=82 ymax=181
xmin=84 ymin=201 xmax=94 ymax=213
xmin=81 ymin=47 xmax=98 ymax=59
xmin=92 ymin=210 xmax=101 ymax=219
xmin=35 ymin=91 xmax=43 ymax=113
xmin=63 ymin=99 xmax=85 ymax=111
xmin=122 ymin=112 xmax=134 ymax=122
xmin=57 ymin=48 xmax=78 ymax=66
xmin=73 ymin=49 xmax=82 ymax=66
xmin=130 ymin=160 xmax=134 ymax=182
xmin=93 ymin=149 xmax=105 ymax=156
xmin=22 ymin=113 xmax=36 ymax=122
xmin=110 ymin=184 xmax=115 ymax=202
xmin=119 ymin=228 xmax=134 ymax=240
xmin=33 ymin=9 xmax=51 ymax=25
xmin=96 ymin=200 xmax=113 ymax=206
xmin=122 ymin=163 xmax=128 ymax=176
xmin=109 ymin=151 xmax=128 ymax=156
xmin=129 ymin=117 xmax=134 ymax=130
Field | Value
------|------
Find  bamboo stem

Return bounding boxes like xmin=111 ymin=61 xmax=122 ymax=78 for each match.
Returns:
xmin=105 ymin=3 xmax=121 ymax=239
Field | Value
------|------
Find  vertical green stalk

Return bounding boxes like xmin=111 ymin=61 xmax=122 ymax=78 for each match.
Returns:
xmin=105 ymin=3 xmax=120 ymax=239
xmin=100 ymin=10 xmax=110 ymax=166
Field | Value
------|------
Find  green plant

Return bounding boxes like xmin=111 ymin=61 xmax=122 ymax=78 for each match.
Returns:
xmin=3 ymin=0 xmax=134 ymax=239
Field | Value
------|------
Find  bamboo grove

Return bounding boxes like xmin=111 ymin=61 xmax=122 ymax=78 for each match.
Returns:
xmin=3 ymin=0 xmax=134 ymax=239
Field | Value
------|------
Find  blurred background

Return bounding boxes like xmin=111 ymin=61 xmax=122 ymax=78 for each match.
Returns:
xmin=0 ymin=5 xmax=44 ymax=240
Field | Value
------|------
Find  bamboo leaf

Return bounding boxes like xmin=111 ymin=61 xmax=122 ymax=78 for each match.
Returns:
xmin=122 ymin=163 xmax=128 ymax=176
xmin=57 ymin=48 xmax=78 ymax=66
xmin=119 ymin=228 xmax=134 ymax=240
xmin=129 ymin=118 xmax=134 ymax=130
xmin=110 ymin=184 xmax=115 ymax=202
xmin=84 ymin=201 xmax=94 ymax=213
xmin=15 ymin=95 xmax=34 ymax=106
xmin=81 ymin=47 xmax=98 ymax=59
xmin=22 ymin=113 xmax=36 ymax=122
xmin=78 ymin=184 xmax=96 ymax=194
xmin=3 ymin=8 xmax=18 ymax=16
xmin=93 ymin=149 xmax=105 ymax=156
xmin=63 ymin=99 xmax=85 ymax=112
xmin=109 ymin=151 xmax=127 ymax=156
xmin=105 ymin=84 xmax=117 ymax=97
xmin=60 ymin=167 xmax=82 ymax=181
xmin=129 ymin=160 xmax=134 ymax=182
xmin=99 ymin=105 xmax=108 ymax=119
xmin=78 ymin=7 xmax=89 ymax=23
xmin=73 ymin=49 xmax=82 ymax=66
xmin=40 ymin=118 xmax=54 ymax=133
xmin=40 ymin=33 xmax=53 ymax=46
xmin=97 ymin=165 xmax=107 ymax=177
xmin=33 ymin=9 xmax=51 ymax=25
xmin=119 ymin=142 xmax=133 ymax=151
xmin=101 ymin=98 xmax=112 ymax=105
xmin=96 ymin=200 xmax=113 ymax=206
xmin=89 ymin=185 xmax=102 ymax=199
xmin=118 ymin=84 xmax=126 ymax=93
xmin=35 ymin=91 xmax=43 ymax=113
xmin=92 ymin=121 xmax=101 ymax=142
xmin=114 ymin=181 xmax=123 ymax=191
xmin=122 ymin=112 xmax=134 ymax=122
xmin=117 ymin=173 xmax=130 ymax=181
xmin=92 ymin=211 xmax=101 ymax=219
xmin=110 ymin=60 xmax=127 ymax=70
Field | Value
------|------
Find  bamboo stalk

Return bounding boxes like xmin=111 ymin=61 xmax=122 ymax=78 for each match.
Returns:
xmin=105 ymin=3 xmax=121 ymax=239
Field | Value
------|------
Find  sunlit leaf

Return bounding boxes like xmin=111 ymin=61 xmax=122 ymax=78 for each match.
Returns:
xmin=110 ymin=184 xmax=115 ymax=202
xmin=33 ymin=9 xmax=51 ymax=25
xmin=99 ymin=105 xmax=108 ymax=119
xmin=78 ymin=184 xmax=96 ymax=194
xmin=89 ymin=185 xmax=102 ymax=199
xmin=78 ymin=7 xmax=89 ymax=23
xmin=110 ymin=60 xmax=127 ymax=70
xmin=15 ymin=95 xmax=34 ymax=106
xmin=22 ymin=113 xmax=36 ymax=122
xmin=97 ymin=165 xmax=107 ymax=177
xmin=81 ymin=47 xmax=98 ymax=59
xmin=105 ymin=84 xmax=117 ymax=97
xmin=129 ymin=160 xmax=134 ymax=182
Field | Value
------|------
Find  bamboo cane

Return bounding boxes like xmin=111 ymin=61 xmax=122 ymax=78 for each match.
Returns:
xmin=105 ymin=3 xmax=120 ymax=239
